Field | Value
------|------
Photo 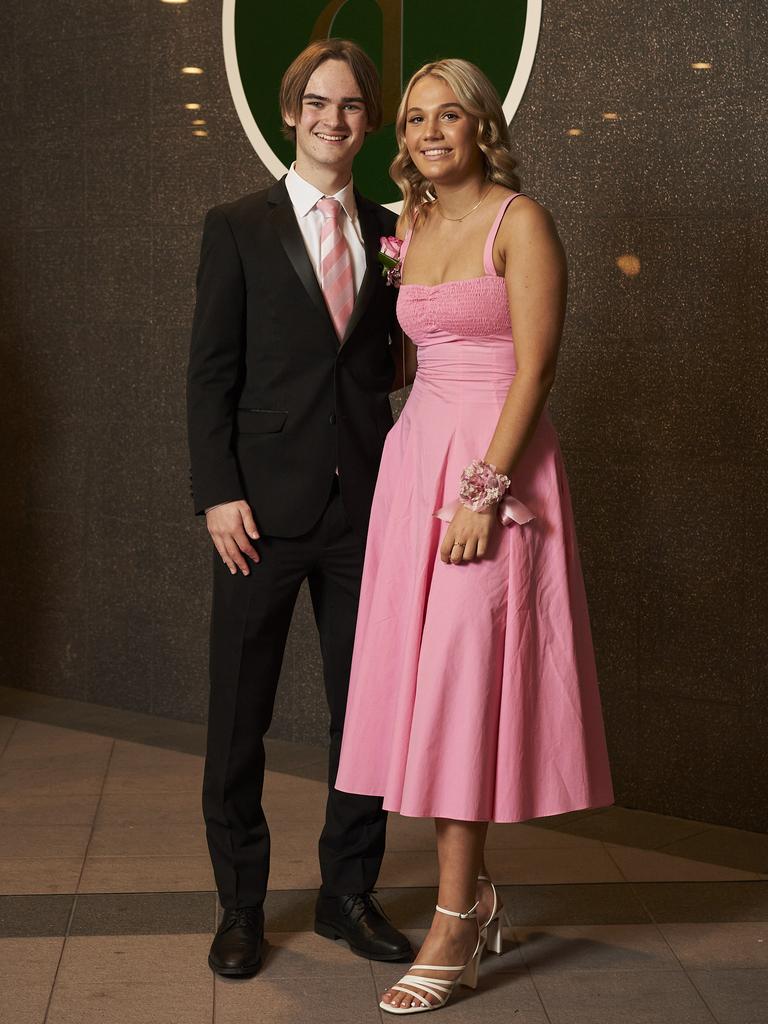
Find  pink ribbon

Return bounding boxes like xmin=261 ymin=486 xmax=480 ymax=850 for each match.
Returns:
xmin=435 ymin=495 xmax=536 ymax=527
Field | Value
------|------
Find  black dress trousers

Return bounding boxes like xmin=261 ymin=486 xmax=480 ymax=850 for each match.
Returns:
xmin=202 ymin=480 xmax=388 ymax=910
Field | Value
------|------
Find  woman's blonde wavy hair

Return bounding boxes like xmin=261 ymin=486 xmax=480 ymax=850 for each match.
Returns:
xmin=391 ymin=58 xmax=521 ymax=226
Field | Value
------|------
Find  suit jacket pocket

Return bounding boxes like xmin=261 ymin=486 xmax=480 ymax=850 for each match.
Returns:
xmin=236 ymin=409 xmax=288 ymax=434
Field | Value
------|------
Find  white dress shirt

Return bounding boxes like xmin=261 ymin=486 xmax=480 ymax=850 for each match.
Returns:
xmin=284 ymin=162 xmax=367 ymax=298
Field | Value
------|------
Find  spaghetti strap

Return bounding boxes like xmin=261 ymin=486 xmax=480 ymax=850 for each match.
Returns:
xmin=483 ymin=192 xmax=524 ymax=276
xmin=398 ymin=206 xmax=421 ymax=279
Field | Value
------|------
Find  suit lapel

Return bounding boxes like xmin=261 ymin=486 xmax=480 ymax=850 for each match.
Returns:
xmin=267 ymin=178 xmax=382 ymax=349
xmin=342 ymin=191 xmax=380 ymax=345
xmin=268 ymin=179 xmax=337 ymax=344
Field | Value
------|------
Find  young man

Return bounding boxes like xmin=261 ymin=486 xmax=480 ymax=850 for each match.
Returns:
xmin=187 ymin=39 xmax=410 ymax=977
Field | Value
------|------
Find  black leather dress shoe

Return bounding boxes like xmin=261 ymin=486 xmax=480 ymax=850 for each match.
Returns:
xmin=208 ymin=907 xmax=264 ymax=977
xmin=315 ymin=891 xmax=412 ymax=962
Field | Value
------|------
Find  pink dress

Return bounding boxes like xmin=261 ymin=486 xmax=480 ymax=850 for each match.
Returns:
xmin=335 ymin=194 xmax=614 ymax=822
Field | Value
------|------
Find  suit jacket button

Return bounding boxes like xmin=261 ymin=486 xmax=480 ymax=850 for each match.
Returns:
xmin=329 ymin=413 xmax=336 ymax=425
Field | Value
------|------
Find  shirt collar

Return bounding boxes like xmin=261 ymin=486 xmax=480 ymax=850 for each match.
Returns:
xmin=286 ymin=162 xmax=358 ymax=226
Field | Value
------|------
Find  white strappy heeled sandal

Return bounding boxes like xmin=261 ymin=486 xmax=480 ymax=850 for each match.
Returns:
xmin=478 ymin=874 xmax=512 ymax=955
xmin=379 ymin=899 xmax=485 ymax=1015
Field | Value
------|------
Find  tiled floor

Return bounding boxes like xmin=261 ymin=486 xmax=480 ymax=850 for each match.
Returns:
xmin=1 ymin=686 xmax=767 ymax=1023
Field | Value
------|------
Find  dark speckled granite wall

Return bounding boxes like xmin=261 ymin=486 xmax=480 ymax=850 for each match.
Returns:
xmin=0 ymin=1 xmax=765 ymax=830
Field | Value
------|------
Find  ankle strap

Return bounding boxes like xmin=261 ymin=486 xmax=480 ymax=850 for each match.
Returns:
xmin=435 ymin=899 xmax=479 ymax=920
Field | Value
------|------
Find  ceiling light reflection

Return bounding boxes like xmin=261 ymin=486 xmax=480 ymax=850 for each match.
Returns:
xmin=616 ymin=254 xmax=641 ymax=277
xmin=191 ymin=118 xmax=206 ymax=126
xmin=182 ymin=66 xmax=204 ymax=75
xmin=192 ymin=129 xmax=209 ymax=137
xmin=602 ymin=112 xmax=620 ymax=122
xmin=184 ymin=103 xmax=201 ymax=110
xmin=691 ymin=61 xmax=713 ymax=70
xmin=566 ymin=128 xmax=583 ymax=137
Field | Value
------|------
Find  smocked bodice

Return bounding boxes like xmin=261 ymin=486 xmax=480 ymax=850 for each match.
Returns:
xmin=397 ymin=276 xmax=512 ymax=343
xmin=395 ymin=194 xmax=523 ymax=391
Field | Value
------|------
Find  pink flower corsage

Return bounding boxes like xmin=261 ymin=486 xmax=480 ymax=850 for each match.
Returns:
xmin=378 ymin=235 xmax=403 ymax=287
xmin=435 ymin=459 xmax=536 ymax=527
xmin=459 ymin=459 xmax=511 ymax=512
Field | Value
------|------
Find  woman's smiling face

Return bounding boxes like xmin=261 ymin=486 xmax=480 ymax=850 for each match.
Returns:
xmin=404 ymin=75 xmax=482 ymax=186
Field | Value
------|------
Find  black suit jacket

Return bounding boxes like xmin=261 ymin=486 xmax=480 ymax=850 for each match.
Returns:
xmin=187 ymin=177 xmax=398 ymax=537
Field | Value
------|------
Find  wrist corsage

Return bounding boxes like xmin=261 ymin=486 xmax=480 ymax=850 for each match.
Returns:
xmin=434 ymin=458 xmax=536 ymax=527
xmin=378 ymin=235 xmax=403 ymax=287
xmin=459 ymin=459 xmax=510 ymax=512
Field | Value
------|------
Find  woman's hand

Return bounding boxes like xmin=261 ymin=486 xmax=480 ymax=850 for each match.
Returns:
xmin=439 ymin=505 xmax=497 ymax=564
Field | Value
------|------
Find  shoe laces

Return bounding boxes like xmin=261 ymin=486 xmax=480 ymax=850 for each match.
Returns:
xmin=223 ymin=907 xmax=260 ymax=931
xmin=342 ymin=889 xmax=389 ymax=924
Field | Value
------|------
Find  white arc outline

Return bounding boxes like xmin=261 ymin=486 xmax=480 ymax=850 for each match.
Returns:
xmin=222 ymin=0 xmax=542 ymax=212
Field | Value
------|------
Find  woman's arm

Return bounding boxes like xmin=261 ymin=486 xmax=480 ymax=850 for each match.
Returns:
xmin=484 ymin=197 xmax=567 ymax=474
xmin=438 ymin=197 xmax=567 ymax=565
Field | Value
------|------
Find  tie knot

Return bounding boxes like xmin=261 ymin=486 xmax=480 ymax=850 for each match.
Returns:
xmin=316 ymin=197 xmax=341 ymax=221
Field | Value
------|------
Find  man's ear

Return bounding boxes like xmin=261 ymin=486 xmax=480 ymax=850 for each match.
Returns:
xmin=283 ymin=109 xmax=296 ymax=128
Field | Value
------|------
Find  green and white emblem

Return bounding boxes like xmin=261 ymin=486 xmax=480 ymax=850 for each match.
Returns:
xmin=223 ymin=0 xmax=541 ymax=209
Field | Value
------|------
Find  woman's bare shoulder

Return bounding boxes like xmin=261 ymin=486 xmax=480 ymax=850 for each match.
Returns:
xmin=498 ymin=192 xmax=558 ymax=244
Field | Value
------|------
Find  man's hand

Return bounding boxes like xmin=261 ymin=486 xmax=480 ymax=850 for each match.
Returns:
xmin=205 ymin=501 xmax=260 ymax=575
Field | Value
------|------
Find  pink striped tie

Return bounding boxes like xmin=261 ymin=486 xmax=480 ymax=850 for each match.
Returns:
xmin=316 ymin=197 xmax=355 ymax=342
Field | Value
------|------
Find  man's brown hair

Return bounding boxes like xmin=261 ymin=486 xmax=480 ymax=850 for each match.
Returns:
xmin=279 ymin=38 xmax=383 ymax=140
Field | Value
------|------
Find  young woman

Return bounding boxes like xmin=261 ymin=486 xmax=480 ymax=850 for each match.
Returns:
xmin=335 ymin=59 xmax=614 ymax=1014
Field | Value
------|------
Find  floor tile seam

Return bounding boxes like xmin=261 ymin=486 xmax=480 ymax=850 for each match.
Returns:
xmin=73 ymin=739 xmax=116 ymax=896
xmin=600 ymin=841 xmax=635 ymax=886
xmin=210 ymin=917 xmax=216 ymax=1024
xmin=520 ymin=964 xmax=691 ymax=975
xmin=0 ymin=888 xmax=218 ymax=899
xmin=0 ymin=850 xmax=94 ymax=863
xmin=0 ymin=818 xmax=103 ymax=827
xmin=681 ymin=968 xmax=734 ymax=1024
xmin=510 ymin=921 xmax=686 ymax=974
xmin=80 ymin=851 xmax=213 ymax=859
xmin=673 ymin=968 xmax=722 ymax=1024
xmin=643 ymin=907 xmax=727 ymax=1018
xmin=5 ymin=878 xmax=768 ymax=901
xmin=365 ymin=958 xmax=385 ymax=1023
xmin=627 ymin=878 xmax=768 ymax=899
xmin=0 ymin=702 xmax=207 ymax=757
xmin=653 ymin=827 xmax=718 ymax=853
xmin=216 ymin=966 xmax=375 ymax=980
xmin=549 ymin=809 xmax=604 ymax=825
xmin=391 ymin=842 xmax=621 ymax=853
xmin=654 ymin=853 xmax=768 ymax=876
xmin=685 ymin=964 xmax=768 ymax=971
xmin=41 ymin=896 xmax=77 ymax=1024
xmin=598 ymin=839 xmax=761 ymax=880
xmin=518 ymin=957 xmax=555 ymax=1024
xmin=0 ymin=718 xmax=20 ymax=760
xmin=269 ymin=757 xmax=327 ymax=773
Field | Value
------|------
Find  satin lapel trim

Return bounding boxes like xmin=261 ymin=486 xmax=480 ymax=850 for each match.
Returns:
xmin=269 ymin=197 xmax=337 ymax=344
xmin=342 ymin=197 xmax=380 ymax=345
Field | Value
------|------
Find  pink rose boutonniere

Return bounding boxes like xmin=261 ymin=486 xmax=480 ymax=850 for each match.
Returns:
xmin=378 ymin=235 xmax=403 ymax=287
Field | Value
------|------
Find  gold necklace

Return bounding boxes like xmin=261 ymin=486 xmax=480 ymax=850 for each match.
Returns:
xmin=435 ymin=184 xmax=493 ymax=222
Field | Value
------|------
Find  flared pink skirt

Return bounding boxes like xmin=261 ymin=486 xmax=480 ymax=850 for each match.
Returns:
xmin=335 ymin=375 xmax=614 ymax=822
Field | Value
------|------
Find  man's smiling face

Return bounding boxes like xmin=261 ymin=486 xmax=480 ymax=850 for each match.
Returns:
xmin=284 ymin=58 xmax=370 ymax=177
